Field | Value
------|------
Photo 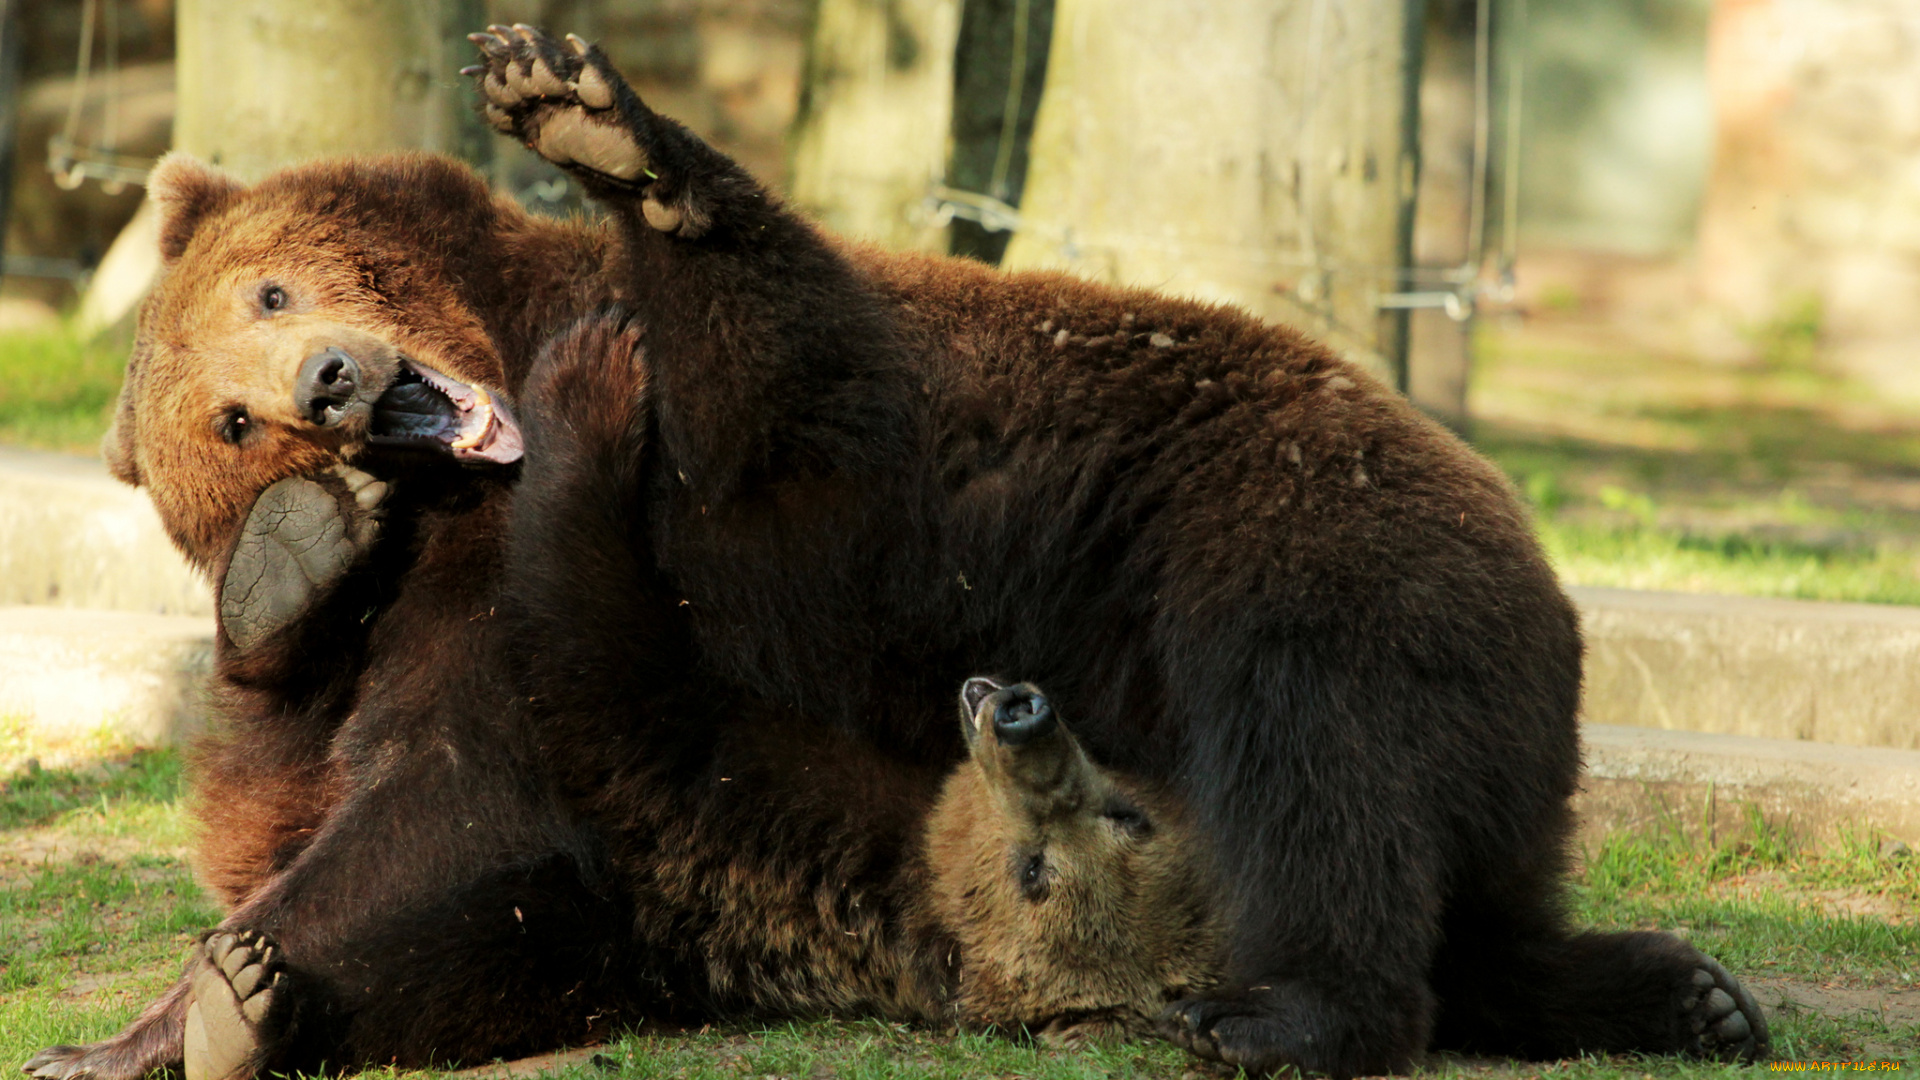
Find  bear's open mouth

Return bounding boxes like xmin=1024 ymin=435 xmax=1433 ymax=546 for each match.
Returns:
xmin=369 ymin=359 xmax=524 ymax=465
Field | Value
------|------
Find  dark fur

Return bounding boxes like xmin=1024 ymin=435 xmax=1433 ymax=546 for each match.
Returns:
xmin=29 ymin=29 xmax=1765 ymax=1080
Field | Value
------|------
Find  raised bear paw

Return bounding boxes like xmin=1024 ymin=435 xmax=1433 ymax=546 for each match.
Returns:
xmin=1680 ymin=957 xmax=1770 ymax=1062
xmin=466 ymin=24 xmax=635 ymax=176
xmin=219 ymin=465 xmax=386 ymax=652
xmin=183 ymin=931 xmax=289 ymax=1080
xmin=464 ymin=25 xmax=708 ymax=237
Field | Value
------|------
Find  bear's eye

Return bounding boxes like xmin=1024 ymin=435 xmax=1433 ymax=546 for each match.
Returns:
xmin=258 ymin=284 xmax=288 ymax=314
xmin=215 ymin=406 xmax=252 ymax=445
xmin=1017 ymin=851 xmax=1049 ymax=902
xmin=1102 ymin=799 xmax=1153 ymax=839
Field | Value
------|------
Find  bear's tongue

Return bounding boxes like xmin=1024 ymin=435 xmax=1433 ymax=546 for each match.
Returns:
xmin=370 ymin=360 xmax=524 ymax=465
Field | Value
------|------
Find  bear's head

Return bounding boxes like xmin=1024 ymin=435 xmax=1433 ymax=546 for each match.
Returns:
xmin=106 ymin=152 xmax=530 ymax=571
xmin=926 ymin=678 xmax=1225 ymax=1045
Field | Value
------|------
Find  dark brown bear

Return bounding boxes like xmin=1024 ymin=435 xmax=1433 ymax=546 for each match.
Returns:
xmin=27 ymin=22 xmax=1767 ymax=1080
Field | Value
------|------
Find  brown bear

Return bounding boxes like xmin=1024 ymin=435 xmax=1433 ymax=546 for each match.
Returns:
xmin=928 ymin=677 xmax=1224 ymax=1044
xmin=27 ymin=21 xmax=1768 ymax=1080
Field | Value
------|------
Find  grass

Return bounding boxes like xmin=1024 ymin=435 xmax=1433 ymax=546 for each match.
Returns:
xmin=0 ymin=322 xmax=127 ymax=453
xmin=1472 ymin=318 xmax=1920 ymax=606
xmin=2 ymin=752 xmax=1914 ymax=1078
xmin=0 ymin=752 xmax=212 ymax=1066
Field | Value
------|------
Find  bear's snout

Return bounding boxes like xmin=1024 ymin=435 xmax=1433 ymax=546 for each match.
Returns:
xmin=992 ymin=689 xmax=1056 ymax=747
xmin=296 ymin=347 xmax=365 ymax=427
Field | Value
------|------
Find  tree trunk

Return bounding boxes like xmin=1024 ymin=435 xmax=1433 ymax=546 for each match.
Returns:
xmin=0 ymin=0 xmax=19 ymax=270
xmin=787 ymin=0 xmax=962 ymax=253
xmin=1000 ymin=0 xmax=1423 ymax=382
xmin=173 ymin=0 xmax=488 ymax=179
xmin=79 ymin=0 xmax=488 ymax=337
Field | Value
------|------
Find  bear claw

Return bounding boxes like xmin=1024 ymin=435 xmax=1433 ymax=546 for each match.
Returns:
xmin=184 ymin=931 xmax=287 ymax=1080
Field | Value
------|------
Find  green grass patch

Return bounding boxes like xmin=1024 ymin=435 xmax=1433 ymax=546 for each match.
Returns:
xmin=1531 ymin=514 xmax=1920 ymax=606
xmin=1575 ymin=809 xmax=1920 ymax=984
xmin=1471 ymin=318 xmax=1920 ymax=606
xmin=0 ymin=751 xmax=187 ymax=831
xmin=1 ymin=751 xmax=213 ymax=1070
xmin=4 ymin=752 xmax=1914 ymax=1077
xmin=0 ymin=324 xmax=128 ymax=453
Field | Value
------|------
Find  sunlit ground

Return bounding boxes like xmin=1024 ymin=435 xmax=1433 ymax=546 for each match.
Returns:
xmin=2 ymin=752 xmax=1914 ymax=1077
xmin=1472 ymin=313 xmax=1920 ymax=604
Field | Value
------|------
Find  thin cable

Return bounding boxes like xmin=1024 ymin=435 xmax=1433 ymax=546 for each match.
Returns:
xmin=55 ymin=0 xmax=98 ymax=181
xmin=102 ymin=0 xmax=118 ymax=154
xmin=1499 ymin=0 xmax=1527 ymax=273
xmin=988 ymin=0 xmax=1032 ymax=201
xmin=1467 ymin=0 xmax=1492 ymax=270
xmin=1296 ymin=0 xmax=1330 ymax=308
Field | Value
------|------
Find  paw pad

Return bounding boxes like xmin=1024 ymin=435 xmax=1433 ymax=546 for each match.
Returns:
xmin=184 ymin=931 xmax=286 ymax=1080
xmin=463 ymin=25 xmax=653 ymax=184
xmin=1683 ymin=958 xmax=1770 ymax=1062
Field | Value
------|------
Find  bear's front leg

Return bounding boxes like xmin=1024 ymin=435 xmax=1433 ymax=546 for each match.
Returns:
xmin=465 ymin=24 xmax=757 ymax=242
xmin=219 ymin=465 xmax=385 ymax=652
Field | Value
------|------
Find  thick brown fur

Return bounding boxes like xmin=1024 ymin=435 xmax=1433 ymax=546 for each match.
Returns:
xmin=28 ymin=25 xmax=1767 ymax=1080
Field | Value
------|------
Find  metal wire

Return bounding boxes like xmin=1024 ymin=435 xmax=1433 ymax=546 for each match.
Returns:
xmin=988 ymin=0 xmax=1032 ymax=202
xmin=49 ymin=0 xmax=152 ymax=191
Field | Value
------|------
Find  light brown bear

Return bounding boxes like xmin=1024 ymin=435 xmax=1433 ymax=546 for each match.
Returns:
xmin=929 ymin=677 xmax=1223 ymax=1044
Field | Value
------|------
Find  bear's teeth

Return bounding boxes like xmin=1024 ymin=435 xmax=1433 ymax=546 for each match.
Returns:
xmin=450 ymin=388 xmax=494 ymax=450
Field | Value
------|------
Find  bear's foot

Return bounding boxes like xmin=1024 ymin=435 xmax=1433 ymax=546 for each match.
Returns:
xmin=183 ymin=931 xmax=287 ymax=1080
xmin=464 ymin=25 xmax=708 ymax=237
xmin=1035 ymin=1010 xmax=1142 ymax=1049
xmin=1160 ymin=983 xmax=1420 ymax=1078
xmin=1680 ymin=957 xmax=1768 ymax=1062
xmin=219 ymin=465 xmax=385 ymax=651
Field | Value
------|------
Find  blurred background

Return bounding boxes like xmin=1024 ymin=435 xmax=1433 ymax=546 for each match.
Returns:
xmin=5 ymin=0 xmax=1920 ymax=605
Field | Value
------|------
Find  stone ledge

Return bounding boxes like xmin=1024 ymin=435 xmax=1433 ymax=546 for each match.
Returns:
xmin=1576 ymin=722 xmax=1920 ymax=846
xmin=0 ymin=605 xmax=214 ymax=771
xmin=1574 ymin=585 xmax=1920 ymax=751
xmin=0 ymin=445 xmax=209 ymax=616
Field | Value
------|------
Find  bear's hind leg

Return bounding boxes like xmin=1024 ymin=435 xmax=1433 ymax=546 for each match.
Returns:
xmin=1431 ymin=894 xmax=1769 ymax=1062
xmin=22 ymin=980 xmax=191 ymax=1080
xmin=219 ymin=465 xmax=385 ymax=652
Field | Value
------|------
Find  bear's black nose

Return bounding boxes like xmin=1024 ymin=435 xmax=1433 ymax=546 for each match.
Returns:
xmin=296 ymin=347 xmax=363 ymax=426
xmin=992 ymin=688 xmax=1056 ymax=746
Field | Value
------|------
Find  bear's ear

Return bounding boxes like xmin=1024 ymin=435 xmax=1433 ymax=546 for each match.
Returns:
xmin=148 ymin=153 xmax=243 ymax=262
xmin=102 ymin=335 xmax=148 ymax=486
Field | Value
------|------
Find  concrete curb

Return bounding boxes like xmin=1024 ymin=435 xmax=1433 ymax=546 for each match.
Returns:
xmin=0 ymin=605 xmax=213 ymax=771
xmin=0 ymin=446 xmax=210 ymax=616
xmin=1575 ymin=585 xmax=1920 ymax=751
xmin=1576 ymin=722 xmax=1920 ymax=846
xmin=0 ymin=601 xmax=1914 ymax=845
